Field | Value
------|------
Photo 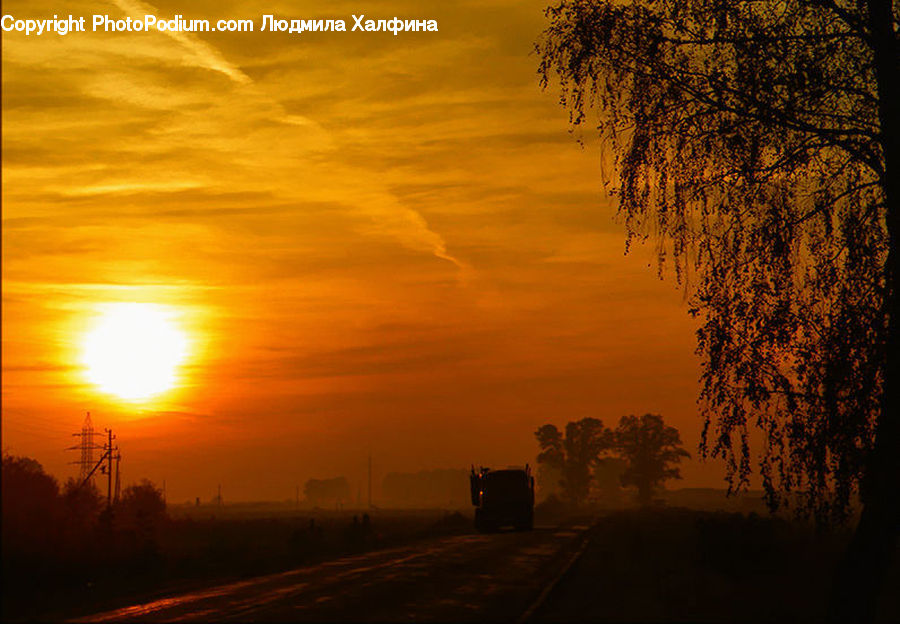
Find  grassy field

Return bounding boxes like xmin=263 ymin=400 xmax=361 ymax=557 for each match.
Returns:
xmin=536 ymin=507 xmax=900 ymax=623
xmin=4 ymin=497 xmax=897 ymax=622
xmin=2 ymin=506 xmax=472 ymax=622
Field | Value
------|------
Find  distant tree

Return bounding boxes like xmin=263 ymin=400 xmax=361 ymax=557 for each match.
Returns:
xmin=535 ymin=418 xmax=613 ymax=503
xmin=614 ymin=414 xmax=690 ymax=506
xmin=116 ymin=480 xmax=167 ymax=539
xmin=109 ymin=479 xmax=166 ymax=564
xmin=538 ymin=0 xmax=899 ymax=618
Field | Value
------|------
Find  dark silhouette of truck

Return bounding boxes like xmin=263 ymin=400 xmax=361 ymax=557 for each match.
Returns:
xmin=469 ymin=465 xmax=535 ymax=532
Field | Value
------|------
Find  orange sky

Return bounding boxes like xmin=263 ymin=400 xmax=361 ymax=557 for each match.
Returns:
xmin=2 ymin=0 xmax=718 ymax=502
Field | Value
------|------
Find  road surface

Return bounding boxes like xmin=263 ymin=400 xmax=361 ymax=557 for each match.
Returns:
xmin=70 ymin=524 xmax=591 ymax=622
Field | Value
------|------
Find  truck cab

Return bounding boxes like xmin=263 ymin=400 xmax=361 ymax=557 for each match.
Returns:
xmin=470 ymin=465 xmax=535 ymax=532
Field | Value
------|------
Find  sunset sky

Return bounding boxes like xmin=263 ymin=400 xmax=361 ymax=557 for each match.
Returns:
xmin=2 ymin=0 xmax=711 ymax=502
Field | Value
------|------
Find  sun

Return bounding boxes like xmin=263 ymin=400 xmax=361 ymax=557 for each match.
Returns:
xmin=81 ymin=303 xmax=189 ymax=400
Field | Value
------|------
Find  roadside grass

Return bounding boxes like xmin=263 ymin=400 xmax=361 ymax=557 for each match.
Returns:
xmin=1 ymin=507 xmax=472 ymax=622
xmin=535 ymin=507 xmax=900 ymax=623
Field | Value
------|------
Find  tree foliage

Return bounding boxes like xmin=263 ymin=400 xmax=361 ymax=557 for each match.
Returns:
xmin=1 ymin=453 xmax=62 ymax=557
xmin=117 ymin=480 xmax=167 ymax=529
xmin=615 ymin=413 xmax=691 ymax=505
xmin=537 ymin=0 xmax=899 ymax=524
xmin=535 ymin=417 xmax=613 ymax=502
xmin=62 ymin=477 xmax=104 ymax=530
xmin=114 ymin=479 xmax=167 ymax=559
xmin=591 ymin=456 xmax=626 ymax=502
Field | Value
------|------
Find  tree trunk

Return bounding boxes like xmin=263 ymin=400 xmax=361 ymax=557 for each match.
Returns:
xmin=830 ymin=2 xmax=900 ymax=621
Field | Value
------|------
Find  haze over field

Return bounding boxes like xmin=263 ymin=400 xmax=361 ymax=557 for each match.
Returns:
xmin=1 ymin=0 xmax=707 ymax=502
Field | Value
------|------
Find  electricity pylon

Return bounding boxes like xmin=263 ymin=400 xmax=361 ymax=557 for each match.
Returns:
xmin=68 ymin=412 xmax=102 ymax=486
xmin=67 ymin=414 xmax=121 ymax=509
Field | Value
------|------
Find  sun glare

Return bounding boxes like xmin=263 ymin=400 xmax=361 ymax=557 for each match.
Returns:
xmin=81 ymin=303 xmax=189 ymax=401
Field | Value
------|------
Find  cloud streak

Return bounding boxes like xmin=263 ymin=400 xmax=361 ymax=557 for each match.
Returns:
xmin=112 ymin=0 xmax=252 ymax=84
xmin=108 ymin=0 xmax=467 ymax=274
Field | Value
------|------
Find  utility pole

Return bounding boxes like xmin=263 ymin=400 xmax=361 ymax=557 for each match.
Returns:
xmin=114 ymin=448 xmax=121 ymax=504
xmin=217 ymin=484 xmax=222 ymax=507
xmin=105 ymin=428 xmax=115 ymax=508
xmin=368 ymin=453 xmax=372 ymax=509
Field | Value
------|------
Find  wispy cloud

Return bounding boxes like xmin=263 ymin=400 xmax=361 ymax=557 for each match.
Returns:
xmin=112 ymin=0 xmax=252 ymax=84
xmin=108 ymin=0 xmax=467 ymax=274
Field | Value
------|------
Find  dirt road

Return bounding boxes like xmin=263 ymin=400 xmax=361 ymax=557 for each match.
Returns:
xmin=70 ymin=524 xmax=591 ymax=622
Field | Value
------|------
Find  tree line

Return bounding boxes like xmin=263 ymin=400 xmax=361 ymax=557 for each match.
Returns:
xmin=536 ymin=413 xmax=689 ymax=506
xmin=2 ymin=452 xmax=167 ymax=596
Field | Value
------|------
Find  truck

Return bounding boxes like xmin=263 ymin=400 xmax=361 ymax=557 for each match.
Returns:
xmin=469 ymin=465 xmax=535 ymax=532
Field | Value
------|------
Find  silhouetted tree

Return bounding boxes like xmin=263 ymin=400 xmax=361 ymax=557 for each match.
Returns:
xmin=1 ymin=453 xmax=62 ymax=559
xmin=117 ymin=480 xmax=166 ymax=523
xmin=614 ymin=414 xmax=690 ymax=505
xmin=535 ymin=418 xmax=613 ymax=503
xmin=591 ymin=456 xmax=626 ymax=505
xmin=538 ymin=1 xmax=899 ymax=618
xmin=62 ymin=478 xmax=104 ymax=529
xmin=115 ymin=479 xmax=166 ymax=558
xmin=59 ymin=478 xmax=105 ymax=562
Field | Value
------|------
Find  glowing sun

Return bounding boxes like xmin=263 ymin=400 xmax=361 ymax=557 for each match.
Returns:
xmin=81 ymin=303 xmax=189 ymax=400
